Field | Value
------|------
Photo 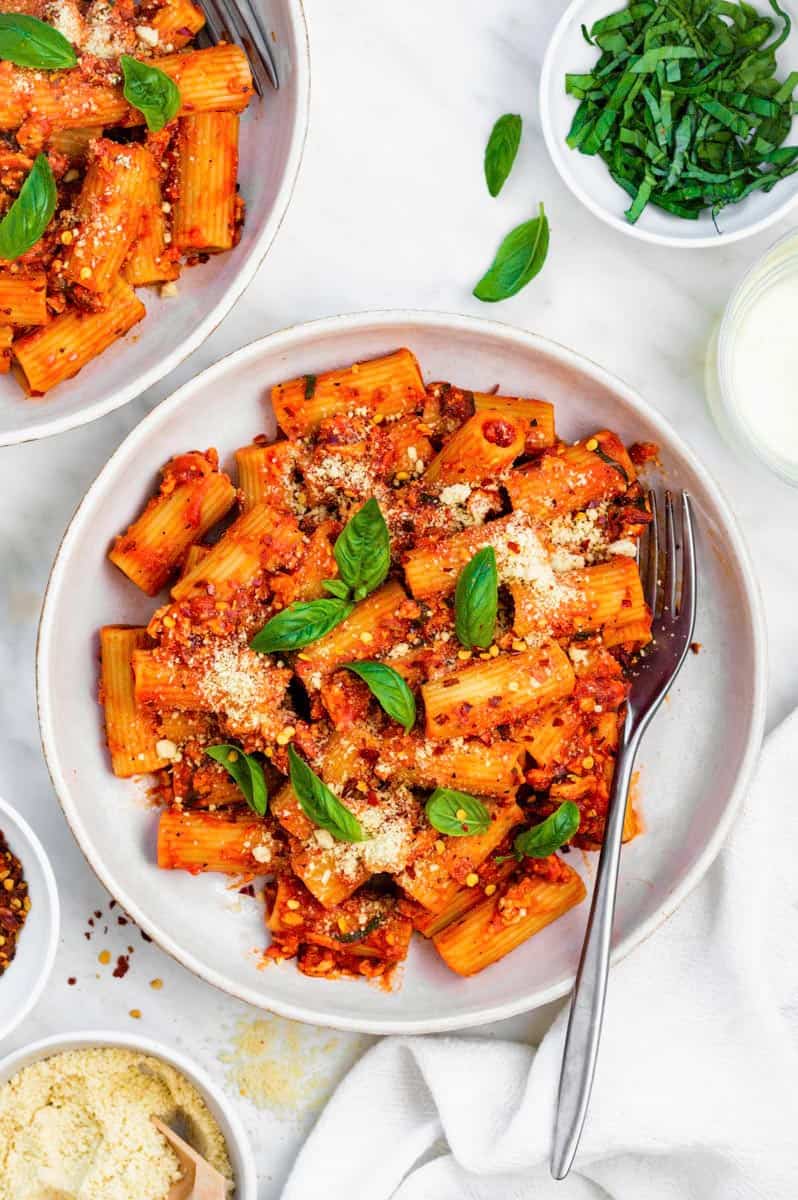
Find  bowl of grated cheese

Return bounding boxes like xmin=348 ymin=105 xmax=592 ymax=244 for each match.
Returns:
xmin=0 ymin=1032 xmax=256 ymax=1200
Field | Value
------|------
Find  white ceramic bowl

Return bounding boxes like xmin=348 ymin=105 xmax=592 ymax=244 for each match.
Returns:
xmin=36 ymin=311 xmax=766 ymax=1034
xmin=0 ymin=797 xmax=59 ymax=1042
xmin=0 ymin=0 xmax=310 ymax=447
xmin=0 ymin=1031 xmax=256 ymax=1198
xmin=540 ymin=0 xmax=798 ymax=248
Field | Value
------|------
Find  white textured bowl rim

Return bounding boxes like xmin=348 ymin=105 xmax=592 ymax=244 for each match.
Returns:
xmin=0 ymin=796 xmax=60 ymax=1042
xmin=36 ymin=309 xmax=767 ymax=1033
xmin=540 ymin=0 xmax=798 ymax=249
xmin=3 ymin=0 xmax=310 ymax=447
xmin=0 ymin=1030 xmax=257 ymax=1197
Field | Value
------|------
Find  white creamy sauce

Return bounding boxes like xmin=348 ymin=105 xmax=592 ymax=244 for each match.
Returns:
xmin=731 ymin=270 xmax=798 ymax=464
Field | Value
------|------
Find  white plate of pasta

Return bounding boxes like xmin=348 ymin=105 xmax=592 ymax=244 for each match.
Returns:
xmin=0 ymin=0 xmax=309 ymax=446
xmin=37 ymin=311 xmax=765 ymax=1033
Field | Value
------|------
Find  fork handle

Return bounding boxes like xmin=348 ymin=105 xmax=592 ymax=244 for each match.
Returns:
xmin=550 ymin=719 xmax=641 ymax=1179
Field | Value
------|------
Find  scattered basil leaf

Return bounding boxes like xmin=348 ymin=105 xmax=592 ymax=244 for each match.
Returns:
xmin=425 ymin=788 xmax=492 ymax=837
xmin=288 ymin=745 xmax=366 ymax=843
xmin=512 ymin=801 xmax=580 ymax=859
xmin=0 ymin=154 xmax=56 ymax=262
xmin=121 ymin=54 xmax=180 ymax=132
xmin=206 ymin=744 xmax=268 ymax=817
xmin=322 ymin=578 xmax=351 ymax=600
xmin=334 ymin=497 xmax=390 ymax=602
xmin=250 ymin=598 xmax=353 ymax=654
xmin=0 ymin=13 xmax=76 ymax=68
xmin=454 ymin=545 xmax=498 ymax=649
xmin=333 ymin=914 xmax=382 ymax=943
xmin=343 ymin=660 xmax=416 ymax=732
xmin=304 ymin=373 xmax=317 ymax=399
xmin=484 ymin=113 xmax=522 ymax=197
xmin=473 ymin=203 xmax=549 ymax=302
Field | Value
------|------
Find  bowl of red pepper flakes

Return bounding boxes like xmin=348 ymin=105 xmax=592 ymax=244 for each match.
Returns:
xmin=0 ymin=799 xmax=59 ymax=1041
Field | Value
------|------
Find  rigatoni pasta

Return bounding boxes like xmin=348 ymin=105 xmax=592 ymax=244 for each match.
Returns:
xmin=0 ymin=7 xmax=255 ymax=397
xmin=100 ymin=347 xmax=656 ymax=985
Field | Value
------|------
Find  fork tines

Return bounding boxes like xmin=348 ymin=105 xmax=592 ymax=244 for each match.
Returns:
xmin=199 ymin=0 xmax=279 ymax=94
xmin=644 ymin=490 xmax=696 ymax=636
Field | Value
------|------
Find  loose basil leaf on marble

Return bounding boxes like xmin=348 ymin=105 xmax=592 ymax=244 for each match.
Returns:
xmin=425 ymin=788 xmax=491 ymax=837
xmin=0 ymin=14 xmax=76 ymax=68
xmin=343 ymin=660 xmax=416 ymax=732
xmin=473 ymin=203 xmax=549 ymax=302
xmin=454 ymin=545 xmax=498 ymax=649
xmin=334 ymin=497 xmax=390 ymax=601
xmin=121 ymin=54 xmax=181 ymax=132
xmin=206 ymin=744 xmax=268 ymax=816
xmin=250 ymin=598 xmax=353 ymax=653
xmin=484 ymin=113 xmax=522 ymax=197
xmin=288 ymin=745 xmax=366 ymax=843
xmin=0 ymin=154 xmax=57 ymax=261
xmin=511 ymin=801 xmax=580 ymax=859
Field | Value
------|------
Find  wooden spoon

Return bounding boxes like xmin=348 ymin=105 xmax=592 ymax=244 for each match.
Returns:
xmin=152 ymin=1116 xmax=229 ymax=1200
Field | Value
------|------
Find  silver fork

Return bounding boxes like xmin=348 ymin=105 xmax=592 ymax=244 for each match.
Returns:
xmin=551 ymin=490 xmax=697 ymax=1179
xmin=198 ymin=0 xmax=279 ymax=94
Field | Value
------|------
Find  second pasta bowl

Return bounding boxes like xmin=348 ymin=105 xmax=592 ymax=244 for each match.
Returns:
xmin=37 ymin=311 xmax=764 ymax=1033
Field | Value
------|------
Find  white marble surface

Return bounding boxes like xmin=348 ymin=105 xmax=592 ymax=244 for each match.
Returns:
xmin=2 ymin=0 xmax=798 ymax=1195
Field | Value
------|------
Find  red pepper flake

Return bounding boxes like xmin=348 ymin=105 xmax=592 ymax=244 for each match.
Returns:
xmin=113 ymin=954 xmax=130 ymax=979
xmin=67 ymin=977 xmax=77 ymax=986
xmin=690 ymin=642 xmax=702 ymax=655
xmin=0 ymin=831 xmax=31 ymax=975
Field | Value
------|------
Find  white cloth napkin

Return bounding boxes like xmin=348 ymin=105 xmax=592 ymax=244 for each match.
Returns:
xmin=282 ymin=710 xmax=798 ymax=1199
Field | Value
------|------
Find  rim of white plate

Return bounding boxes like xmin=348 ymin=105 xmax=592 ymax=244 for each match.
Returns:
xmin=0 ymin=1031 xmax=257 ymax=1197
xmin=0 ymin=797 xmax=60 ymax=1041
xmin=540 ymin=0 xmax=798 ymax=249
xmin=1 ymin=0 xmax=310 ymax=448
xmin=36 ymin=310 xmax=768 ymax=1033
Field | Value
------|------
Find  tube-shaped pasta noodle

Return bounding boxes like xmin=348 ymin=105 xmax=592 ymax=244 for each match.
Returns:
xmin=100 ymin=626 xmax=162 ymax=777
xmin=109 ymin=451 xmax=236 ymax=595
xmin=0 ymin=45 xmax=253 ymax=130
xmin=421 ymin=641 xmax=575 ymax=739
xmin=157 ymin=809 xmax=279 ymax=874
xmin=506 ymin=431 xmax=636 ymax=520
xmin=403 ymin=512 xmax=520 ymax=599
xmin=272 ymin=349 xmax=424 ymax=439
xmin=433 ymin=860 xmax=586 ymax=975
xmin=423 ymin=409 xmax=525 ymax=484
xmin=64 ymin=140 xmax=154 ymax=294
xmin=170 ymin=503 xmax=303 ymax=601
xmin=13 ymin=276 xmax=145 ymax=394
xmin=390 ymin=735 xmax=525 ymax=798
xmin=172 ymin=112 xmax=239 ymax=253
xmin=235 ymin=441 xmax=300 ymax=512
xmin=124 ymin=168 xmax=179 ymax=285
xmin=149 ymin=0 xmax=205 ymax=47
xmin=472 ymin=391 xmax=556 ymax=451
xmin=47 ymin=125 xmax=104 ymax=162
xmin=511 ymin=558 xmax=649 ymax=640
xmin=0 ymin=325 xmax=11 ymax=373
xmin=0 ymin=268 xmax=47 ymax=325
xmin=294 ymin=581 xmax=418 ymax=677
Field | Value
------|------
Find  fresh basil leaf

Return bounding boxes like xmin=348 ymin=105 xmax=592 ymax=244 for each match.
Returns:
xmin=121 ymin=54 xmax=181 ymax=133
xmin=593 ymin=444 xmax=629 ymax=483
xmin=206 ymin=744 xmax=268 ymax=816
xmin=304 ymin=373 xmax=317 ymax=399
xmin=425 ymin=788 xmax=492 ymax=837
xmin=334 ymin=497 xmax=390 ymax=602
xmin=322 ymin=578 xmax=351 ymax=600
xmin=484 ymin=113 xmax=522 ymax=197
xmin=343 ymin=660 xmax=416 ymax=732
xmin=251 ymin=598 xmax=353 ymax=654
xmin=0 ymin=14 xmax=76 ymax=68
xmin=455 ymin=545 xmax=498 ymax=649
xmin=333 ymin=914 xmax=382 ymax=943
xmin=512 ymin=801 xmax=580 ymax=859
xmin=288 ymin=745 xmax=366 ymax=843
xmin=473 ymin=203 xmax=549 ymax=302
xmin=0 ymin=154 xmax=56 ymax=262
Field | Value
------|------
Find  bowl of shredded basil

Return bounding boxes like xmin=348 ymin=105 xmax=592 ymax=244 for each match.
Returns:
xmin=541 ymin=0 xmax=798 ymax=246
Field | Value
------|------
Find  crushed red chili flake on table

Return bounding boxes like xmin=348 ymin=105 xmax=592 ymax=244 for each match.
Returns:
xmin=0 ymin=830 xmax=31 ymax=975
